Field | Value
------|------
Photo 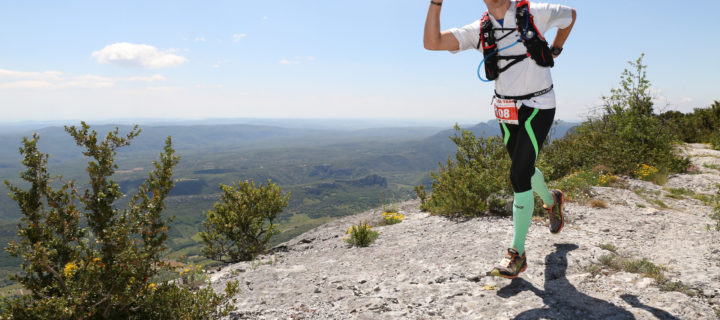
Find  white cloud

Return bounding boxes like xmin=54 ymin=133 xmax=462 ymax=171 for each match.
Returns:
xmin=0 ymin=69 xmax=63 ymax=81
xmin=0 ymin=80 xmax=55 ymax=89
xmin=91 ymin=42 xmax=187 ymax=68
xmin=194 ymin=37 xmax=207 ymax=42
xmin=144 ymin=86 xmax=181 ymax=92
xmin=0 ymin=68 xmax=167 ymax=89
xmin=232 ymin=33 xmax=247 ymax=42
xmin=279 ymin=56 xmax=315 ymax=65
xmin=63 ymin=75 xmax=115 ymax=88
xmin=680 ymin=97 xmax=694 ymax=103
xmin=233 ymin=33 xmax=247 ymax=42
xmin=125 ymin=74 xmax=167 ymax=82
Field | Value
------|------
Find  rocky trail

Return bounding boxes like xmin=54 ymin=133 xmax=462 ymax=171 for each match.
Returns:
xmin=210 ymin=144 xmax=720 ymax=319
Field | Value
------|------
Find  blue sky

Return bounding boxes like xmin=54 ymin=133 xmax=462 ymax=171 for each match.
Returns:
xmin=1 ymin=0 xmax=718 ymax=123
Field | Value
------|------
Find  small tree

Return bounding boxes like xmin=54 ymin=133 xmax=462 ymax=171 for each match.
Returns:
xmin=200 ymin=179 xmax=290 ymax=263
xmin=3 ymin=122 xmax=239 ymax=319
xmin=602 ymin=54 xmax=654 ymax=116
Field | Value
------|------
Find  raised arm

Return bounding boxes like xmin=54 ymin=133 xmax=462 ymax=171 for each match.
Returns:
xmin=551 ymin=9 xmax=576 ymax=57
xmin=423 ymin=1 xmax=460 ymax=51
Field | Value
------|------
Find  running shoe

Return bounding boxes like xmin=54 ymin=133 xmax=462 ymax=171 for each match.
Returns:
xmin=544 ymin=189 xmax=565 ymax=234
xmin=488 ymin=248 xmax=527 ymax=279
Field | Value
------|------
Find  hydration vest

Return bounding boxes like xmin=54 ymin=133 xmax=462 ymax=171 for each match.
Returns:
xmin=478 ymin=0 xmax=554 ymax=81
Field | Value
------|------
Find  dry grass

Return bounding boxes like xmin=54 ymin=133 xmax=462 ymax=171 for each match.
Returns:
xmin=589 ymin=198 xmax=609 ymax=209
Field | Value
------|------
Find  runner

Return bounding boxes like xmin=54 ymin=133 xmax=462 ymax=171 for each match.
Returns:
xmin=423 ymin=0 xmax=576 ymax=278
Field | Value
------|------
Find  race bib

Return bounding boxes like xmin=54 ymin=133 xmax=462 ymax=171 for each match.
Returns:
xmin=493 ymin=98 xmax=519 ymax=124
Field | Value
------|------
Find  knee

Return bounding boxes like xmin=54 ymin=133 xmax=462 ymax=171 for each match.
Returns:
xmin=510 ymin=166 xmax=533 ymax=192
xmin=530 ymin=167 xmax=544 ymax=184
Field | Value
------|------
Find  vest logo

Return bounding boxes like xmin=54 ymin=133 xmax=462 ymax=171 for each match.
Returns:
xmin=514 ymin=204 xmax=524 ymax=209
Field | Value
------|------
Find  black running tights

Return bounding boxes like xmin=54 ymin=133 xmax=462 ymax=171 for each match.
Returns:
xmin=499 ymin=105 xmax=555 ymax=193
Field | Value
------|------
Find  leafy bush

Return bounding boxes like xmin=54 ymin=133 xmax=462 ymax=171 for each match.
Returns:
xmin=414 ymin=185 xmax=429 ymax=211
xmin=2 ymin=122 xmax=239 ymax=319
xmin=543 ymin=54 xmax=689 ymax=180
xmin=343 ymin=222 xmax=379 ymax=247
xmin=416 ymin=125 xmax=511 ymax=216
xmin=659 ymin=101 xmax=720 ymax=144
xmin=200 ymin=179 xmax=290 ymax=263
xmin=711 ymin=130 xmax=720 ymax=151
xmin=711 ymin=184 xmax=720 ymax=231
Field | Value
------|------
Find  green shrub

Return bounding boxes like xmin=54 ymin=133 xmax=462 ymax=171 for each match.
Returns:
xmin=417 ymin=125 xmax=511 ymax=216
xmin=659 ymin=101 xmax=720 ymax=144
xmin=664 ymin=187 xmax=695 ymax=200
xmin=543 ymin=54 xmax=689 ymax=180
xmin=2 ymin=122 xmax=238 ymax=319
xmin=344 ymin=222 xmax=379 ymax=247
xmin=711 ymin=184 xmax=720 ymax=231
xmin=597 ymin=253 xmax=665 ymax=282
xmin=598 ymin=243 xmax=617 ymax=253
xmin=199 ymin=179 xmax=290 ymax=263
xmin=711 ymin=130 xmax=720 ymax=151
xmin=414 ymin=185 xmax=429 ymax=211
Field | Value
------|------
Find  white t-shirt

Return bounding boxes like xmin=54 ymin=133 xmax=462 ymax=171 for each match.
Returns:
xmin=449 ymin=1 xmax=573 ymax=109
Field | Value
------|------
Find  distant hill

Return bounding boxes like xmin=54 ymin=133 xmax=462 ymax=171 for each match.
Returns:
xmin=402 ymin=120 xmax=578 ymax=178
xmin=426 ymin=119 xmax=577 ymax=145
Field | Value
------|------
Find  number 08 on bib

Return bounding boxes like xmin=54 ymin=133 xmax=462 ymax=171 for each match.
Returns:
xmin=493 ymin=98 xmax=519 ymax=125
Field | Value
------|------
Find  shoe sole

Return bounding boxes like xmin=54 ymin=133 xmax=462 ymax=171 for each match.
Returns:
xmin=488 ymin=264 xmax=527 ymax=279
xmin=551 ymin=190 xmax=565 ymax=234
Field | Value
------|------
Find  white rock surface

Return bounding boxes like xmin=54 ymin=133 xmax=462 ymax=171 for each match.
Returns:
xmin=210 ymin=144 xmax=720 ymax=319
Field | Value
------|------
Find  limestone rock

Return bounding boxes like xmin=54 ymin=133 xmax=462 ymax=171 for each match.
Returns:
xmin=212 ymin=144 xmax=720 ymax=319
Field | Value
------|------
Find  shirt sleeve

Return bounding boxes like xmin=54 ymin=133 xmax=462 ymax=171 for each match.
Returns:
xmin=448 ymin=20 xmax=481 ymax=54
xmin=530 ymin=3 xmax=573 ymax=31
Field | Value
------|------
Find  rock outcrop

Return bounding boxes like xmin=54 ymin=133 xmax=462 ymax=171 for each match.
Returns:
xmin=210 ymin=144 xmax=720 ymax=319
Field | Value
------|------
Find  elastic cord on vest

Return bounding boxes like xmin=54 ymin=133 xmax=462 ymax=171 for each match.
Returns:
xmin=476 ymin=40 xmax=522 ymax=82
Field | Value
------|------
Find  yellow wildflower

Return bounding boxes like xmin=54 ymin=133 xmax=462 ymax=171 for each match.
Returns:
xmin=634 ymin=164 xmax=658 ymax=178
xmin=63 ymin=262 xmax=78 ymax=278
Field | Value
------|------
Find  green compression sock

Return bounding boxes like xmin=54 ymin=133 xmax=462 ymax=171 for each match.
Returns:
xmin=531 ymin=167 xmax=554 ymax=206
xmin=511 ymin=190 xmax=534 ymax=255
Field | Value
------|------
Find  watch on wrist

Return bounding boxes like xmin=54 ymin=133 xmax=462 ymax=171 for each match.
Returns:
xmin=550 ymin=46 xmax=563 ymax=56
